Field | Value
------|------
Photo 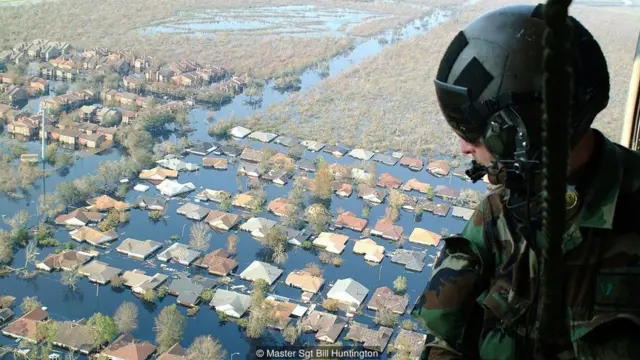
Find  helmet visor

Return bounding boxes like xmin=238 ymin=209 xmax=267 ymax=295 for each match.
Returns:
xmin=434 ymin=79 xmax=487 ymax=144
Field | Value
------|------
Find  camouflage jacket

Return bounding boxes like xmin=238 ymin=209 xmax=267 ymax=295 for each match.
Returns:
xmin=412 ymin=132 xmax=640 ymax=360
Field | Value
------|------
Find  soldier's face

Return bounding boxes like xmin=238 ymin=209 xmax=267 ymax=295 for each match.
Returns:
xmin=459 ymin=137 xmax=494 ymax=166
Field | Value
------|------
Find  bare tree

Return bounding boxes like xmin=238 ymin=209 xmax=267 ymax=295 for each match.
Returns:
xmin=189 ymin=223 xmax=211 ymax=252
xmin=303 ymin=263 xmax=323 ymax=277
xmin=114 ymin=301 xmax=138 ymax=334
xmin=20 ymin=296 xmax=42 ymax=314
xmin=61 ymin=266 xmax=80 ymax=291
xmin=154 ymin=304 xmax=186 ymax=353
xmin=23 ymin=241 xmax=37 ymax=270
xmin=227 ymin=234 xmax=238 ymax=255
xmin=188 ymin=335 xmax=227 ymax=360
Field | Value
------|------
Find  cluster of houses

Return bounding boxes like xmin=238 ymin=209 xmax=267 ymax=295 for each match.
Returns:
xmin=0 ymin=73 xmax=50 ymax=107
xmin=0 ymin=38 xmax=248 ymax=100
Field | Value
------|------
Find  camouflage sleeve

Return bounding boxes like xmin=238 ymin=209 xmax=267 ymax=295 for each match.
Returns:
xmin=412 ymin=206 xmax=493 ymax=359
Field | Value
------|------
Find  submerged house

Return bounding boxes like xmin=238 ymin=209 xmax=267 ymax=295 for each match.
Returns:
xmin=239 ymin=260 xmax=283 ymax=285
xmin=138 ymin=167 xmax=178 ymax=181
xmin=401 ymin=178 xmax=431 ymax=194
xmin=334 ymin=211 xmax=368 ymax=232
xmin=248 ymin=131 xmax=277 ymax=143
xmin=100 ymin=333 xmax=156 ymax=360
xmin=371 ymin=219 xmax=404 ymax=242
xmin=357 ymin=185 xmax=387 ymax=204
xmin=116 ymin=238 xmax=163 ymax=260
xmin=167 ymin=276 xmax=215 ymax=307
xmin=195 ymin=189 xmax=231 ymax=203
xmin=230 ymin=126 xmax=252 ymax=139
xmin=300 ymin=310 xmax=346 ymax=344
xmin=344 ymin=322 xmax=393 ymax=352
xmin=53 ymin=319 xmax=96 ymax=355
xmin=200 ymin=249 xmax=238 ymax=276
xmin=133 ymin=196 xmax=167 ymax=211
xmin=408 ymin=228 xmax=441 ymax=247
xmin=367 ymin=286 xmax=409 ymax=314
xmin=54 ymin=209 xmax=104 ymax=226
xmin=388 ymin=249 xmax=426 ymax=272
xmin=1 ymin=307 xmax=49 ymax=343
xmin=87 ymin=195 xmax=130 ymax=212
xmin=326 ymin=278 xmax=369 ymax=309
xmin=348 ymin=148 xmax=374 ymax=161
xmin=427 ymin=160 xmax=451 ymax=177
xmin=376 ymin=173 xmax=403 ymax=189
xmin=156 ymin=179 xmax=196 ymax=197
xmin=285 ymin=270 xmax=325 ymax=294
xmin=210 ymin=289 xmax=252 ymax=318
xmin=352 ymin=238 xmax=385 ymax=263
xmin=78 ymin=260 xmax=122 ymax=284
xmin=157 ymin=243 xmax=201 ymax=266
xmin=121 ymin=270 xmax=169 ymax=295
xmin=69 ymin=226 xmax=118 ymax=247
xmin=176 ymin=203 xmax=211 ymax=221
xmin=36 ymin=250 xmax=93 ymax=272
xmin=313 ymin=232 xmax=349 ymax=255
xmin=205 ymin=210 xmax=241 ymax=231
xmin=452 ymin=206 xmax=474 ymax=221
xmin=202 ymin=157 xmax=228 ymax=170
xmin=239 ymin=217 xmax=277 ymax=239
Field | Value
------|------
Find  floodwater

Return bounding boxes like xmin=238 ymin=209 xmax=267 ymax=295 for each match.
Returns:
xmin=0 ymin=7 xmax=473 ymax=360
xmin=141 ymin=5 xmax=387 ymax=38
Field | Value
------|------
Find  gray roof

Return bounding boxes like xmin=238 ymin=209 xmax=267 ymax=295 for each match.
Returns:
xmin=301 ymin=140 xmax=325 ymax=152
xmin=348 ymin=148 xmax=374 ymax=160
xmin=230 ymin=126 xmax=252 ymax=139
xmin=157 ymin=158 xmax=199 ymax=172
xmin=239 ymin=217 xmax=277 ymax=236
xmin=274 ymin=136 xmax=296 ymax=147
xmin=263 ymin=169 xmax=292 ymax=184
xmin=238 ymin=162 xmax=263 ymax=176
xmin=389 ymin=249 xmax=426 ymax=272
xmin=327 ymin=278 xmax=369 ymax=306
xmin=116 ymin=238 xmax=162 ymax=258
xmin=157 ymin=243 xmax=201 ymax=265
xmin=323 ymin=145 xmax=349 ymax=156
xmin=209 ymin=289 xmax=252 ymax=316
xmin=239 ymin=260 xmax=283 ymax=285
xmin=168 ymin=277 xmax=204 ymax=296
xmin=248 ymin=131 xmax=277 ymax=143
xmin=133 ymin=196 xmax=167 ymax=209
xmin=176 ymin=203 xmax=211 ymax=220
xmin=452 ymin=206 xmax=474 ymax=221
xmin=78 ymin=260 xmax=122 ymax=283
xmin=220 ymin=145 xmax=241 ymax=157
xmin=296 ymin=159 xmax=315 ymax=172
xmin=373 ymin=153 xmax=398 ymax=166
xmin=287 ymin=228 xmax=311 ymax=243
xmin=187 ymin=142 xmax=218 ymax=156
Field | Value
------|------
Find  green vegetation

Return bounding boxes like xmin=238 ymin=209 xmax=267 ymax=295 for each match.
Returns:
xmin=87 ymin=313 xmax=118 ymax=347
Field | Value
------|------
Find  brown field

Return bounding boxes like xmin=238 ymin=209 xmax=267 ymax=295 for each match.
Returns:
xmin=248 ymin=0 xmax=640 ymax=156
xmin=0 ymin=0 xmax=436 ymax=77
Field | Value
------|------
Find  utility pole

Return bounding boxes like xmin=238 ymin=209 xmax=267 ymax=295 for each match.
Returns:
xmin=40 ymin=106 xmax=47 ymax=209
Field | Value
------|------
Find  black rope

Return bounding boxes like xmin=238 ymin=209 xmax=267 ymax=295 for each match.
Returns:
xmin=538 ymin=0 xmax=576 ymax=359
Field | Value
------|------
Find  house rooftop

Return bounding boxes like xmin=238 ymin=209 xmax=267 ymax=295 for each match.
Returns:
xmin=239 ymin=260 xmax=283 ymax=285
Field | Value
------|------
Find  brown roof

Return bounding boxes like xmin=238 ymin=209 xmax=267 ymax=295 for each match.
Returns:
xmin=367 ymin=287 xmax=409 ymax=314
xmin=101 ymin=333 xmax=156 ymax=360
xmin=265 ymin=298 xmax=297 ymax=330
xmin=285 ymin=270 xmax=325 ymax=293
xmin=205 ymin=210 xmax=241 ymax=230
xmin=89 ymin=195 xmax=130 ymax=211
xmin=427 ymin=160 xmax=451 ymax=176
xmin=267 ymin=198 xmax=296 ymax=217
xmin=269 ymin=152 xmax=294 ymax=167
xmin=401 ymin=178 xmax=431 ymax=194
xmin=157 ymin=343 xmax=188 ymax=360
xmin=200 ymin=250 xmax=238 ymax=276
xmin=376 ymin=173 xmax=402 ymax=189
xmin=2 ymin=308 xmax=48 ymax=341
xmin=40 ymin=250 xmax=91 ymax=270
xmin=335 ymin=211 xmax=368 ymax=232
xmin=55 ymin=208 xmax=103 ymax=225
xmin=399 ymin=156 xmax=424 ymax=170
xmin=139 ymin=167 xmax=178 ymax=181
xmin=333 ymin=182 xmax=353 ymax=197
xmin=372 ymin=219 xmax=404 ymax=241
xmin=202 ymin=157 xmax=228 ymax=169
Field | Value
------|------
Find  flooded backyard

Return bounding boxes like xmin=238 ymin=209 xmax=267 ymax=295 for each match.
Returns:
xmin=0 ymin=6 xmax=470 ymax=360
